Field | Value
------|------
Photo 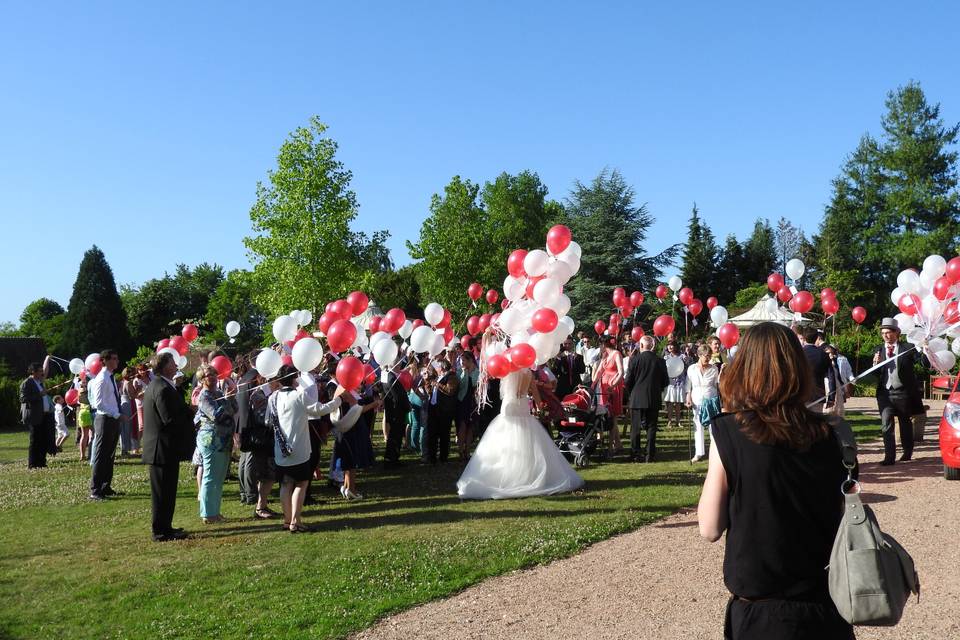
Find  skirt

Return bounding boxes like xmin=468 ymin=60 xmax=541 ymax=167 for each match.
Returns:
xmin=276 ymin=459 xmax=313 ymax=484
xmin=664 ymin=381 xmax=686 ymax=403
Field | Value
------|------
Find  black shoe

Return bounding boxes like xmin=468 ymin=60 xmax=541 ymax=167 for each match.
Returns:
xmin=880 ymin=459 xmax=896 ymax=466
xmin=89 ymin=493 xmax=106 ymax=501
xmin=102 ymin=488 xmax=123 ymax=497
xmin=153 ymin=530 xmax=189 ymax=542
xmin=645 ymin=455 xmax=655 ymax=463
xmin=899 ymin=453 xmax=912 ymax=462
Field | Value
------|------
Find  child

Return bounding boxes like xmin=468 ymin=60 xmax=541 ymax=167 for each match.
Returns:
xmin=53 ymin=395 xmax=69 ymax=451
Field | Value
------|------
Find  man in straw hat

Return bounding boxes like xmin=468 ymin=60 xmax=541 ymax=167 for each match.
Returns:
xmin=872 ymin=317 xmax=924 ymax=465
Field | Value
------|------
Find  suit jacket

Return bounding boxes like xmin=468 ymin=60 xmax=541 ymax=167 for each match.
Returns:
xmin=19 ymin=377 xmax=44 ymax=426
xmin=554 ymin=352 xmax=586 ymax=399
xmin=624 ymin=351 xmax=669 ymax=410
xmin=141 ymin=377 xmax=194 ymax=465
xmin=803 ymin=344 xmax=830 ymax=397
xmin=873 ymin=343 xmax=924 ymax=414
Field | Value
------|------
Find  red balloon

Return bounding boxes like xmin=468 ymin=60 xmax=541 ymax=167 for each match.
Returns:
xmin=347 ymin=291 xmax=369 ymax=316
xmin=460 ymin=335 xmax=472 ymax=350
xmin=653 ymin=314 xmax=675 ymax=337
xmin=487 ymin=354 xmax=511 ymax=378
xmin=362 ymin=363 xmax=376 ymax=385
xmin=717 ymin=323 xmax=740 ymax=349
xmin=284 ymin=339 xmax=296 ymax=350
xmin=851 ymin=306 xmax=867 ymax=324
xmin=898 ymin=294 xmax=920 ymax=316
xmin=330 ymin=299 xmax=353 ymax=320
xmin=87 ymin=359 xmax=103 ymax=376
xmin=382 ymin=308 xmax=407 ymax=333
xmin=822 ymin=297 xmax=840 ymax=315
xmin=326 ymin=319 xmax=358 ymax=352
xmin=612 ymin=287 xmax=626 ymax=306
xmin=437 ymin=309 xmax=452 ymax=329
xmin=411 ymin=319 xmax=424 ymax=330
xmin=767 ymin=273 xmax=785 ymax=292
xmin=368 ymin=316 xmax=382 ymax=334
xmin=630 ymin=291 xmax=644 ymax=307
xmin=687 ymin=299 xmax=703 ymax=317
xmin=546 ymin=224 xmax=572 ymax=255
xmin=508 ymin=343 xmax=536 ymax=369
xmin=501 ymin=299 xmax=509 ymax=310
xmin=594 ymin=320 xmax=607 ymax=336
xmin=443 ymin=327 xmax=454 ymax=344
xmin=211 ymin=355 xmax=233 ymax=381
xmin=945 ymin=301 xmax=960 ymax=325
xmin=336 ymin=356 xmax=365 ymax=391
xmin=466 ymin=315 xmax=480 ymax=336
xmin=630 ymin=326 xmax=645 ymax=342
xmin=507 ymin=249 xmax=528 ymax=278
xmin=182 ymin=324 xmax=198 ymax=342
xmin=619 ymin=303 xmax=634 ymax=317
xmin=933 ymin=276 xmax=953 ymax=301
xmin=706 ymin=296 xmax=719 ymax=310
xmin=169 ymin=336 xmax=189 ymax=356
xmin=485 ymin=289 xmax=499 ymax=304
xmin=678 ymin=287 xmax=694 ymax=305
xmin=65 ymin=388 xmax=79 ymax=406
xmin=477 ymin=314 xmax=492 ymax=332
xmin=655 ymin=284 xmax=669 ymax=300
xmin=467 ymin=282 xmax=483 ymax=301
xmin=294 ymin=329 xmax=310 ymax=343
xmin=157 ymin=338 xmax=170 ymax=351
xmin=791 ymin=291 xmax=814 ymax=313
xmin=777 ymin=286 xmax=793 ymax=303
xmin=491 ymin=312 xmax=501 ymax=326
xmin=947 ymin=257 xmax=960 ymax=283
xmin=397 ymin=370 xmax=413 ymax=392
xmin=316 ymin=312 xmax=337 ymax=334
xmin=324 ymin=301 xmax=336 ymax=315
xmin=525 ymin=275 xmax=544 ymax=300
xmin=281 ymin=355 xmax=293 ymax=367
xmin=820 ymin=287 xmax=836 ymax=300
xmin=609 ymin=313 xmax=622 ymax=336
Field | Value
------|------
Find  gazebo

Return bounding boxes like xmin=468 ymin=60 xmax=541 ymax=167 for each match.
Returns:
xmin=726 ymin=296 xmax=806 ymax=328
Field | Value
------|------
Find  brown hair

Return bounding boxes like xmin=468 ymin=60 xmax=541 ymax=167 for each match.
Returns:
xmin=718 ymin=322 xmax=830 ymax=451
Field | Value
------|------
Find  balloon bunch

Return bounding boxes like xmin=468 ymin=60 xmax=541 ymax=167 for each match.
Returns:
xmin=595 ymin=288 xmax=645 ymax=338
xmin=889 ymin=255 xmax=960 ymax=373
xmin=154 ymin=323 xmax=202 ymax=370
xmin=765 ymin=261 xmax=815 ymax=316
xmin=480 ymin=224 xmax=580 ymax=379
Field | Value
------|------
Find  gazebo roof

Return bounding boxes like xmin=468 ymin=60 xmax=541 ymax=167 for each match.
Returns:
xmin=726 ymin=295 xmax=806 ymax=328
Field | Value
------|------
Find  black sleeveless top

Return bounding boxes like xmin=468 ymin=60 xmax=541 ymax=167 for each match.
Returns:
xmin=711 ymin=413 xmax=845 ymax=600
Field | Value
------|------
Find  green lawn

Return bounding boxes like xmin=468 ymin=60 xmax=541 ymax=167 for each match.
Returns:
xmin=0 ymin=413 xmax=881 ymax=640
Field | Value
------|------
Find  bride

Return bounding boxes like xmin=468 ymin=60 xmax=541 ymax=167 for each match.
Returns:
xmin=456 ymin=367 xmax=585 ymax=499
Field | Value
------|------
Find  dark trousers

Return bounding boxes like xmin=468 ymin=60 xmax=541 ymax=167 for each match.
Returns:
xmin=27 ymin=417 xmax=52 ymax=468
xmin=630 ymin=407 xmax=660 ymax=460
xmin=424 ymin=407 xmax=453 ymax=463
xmin=880 ymin=393 xmax=915 ymax=462
xmin=90 ymin=414 xmax=120 ymax=495
xmin=148 ymin=463 xmax=180 ymax=536
xmin=385 ymin=418 xmax=406 ymax=462
xmin=724 ymin=594 xmax=853 ymax=639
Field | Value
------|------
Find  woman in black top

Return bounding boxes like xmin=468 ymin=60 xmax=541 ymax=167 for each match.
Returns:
xmin=698 ymin=322 xmax=853 ymax=640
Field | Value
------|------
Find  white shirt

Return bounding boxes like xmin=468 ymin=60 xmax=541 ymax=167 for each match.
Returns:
xmin=271 ymin=387 xmax=341 ymax=466
xmin=89 ymin=368 xmax=121 ymax=419
xmin=685 ymin=363 xmax=720 ymax=407
xmin=837 ymin=355 xmax=854 ymax=384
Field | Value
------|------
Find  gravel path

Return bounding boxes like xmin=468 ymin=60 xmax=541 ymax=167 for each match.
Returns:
xmin=355 ymin=399 xmax=959 ymax=640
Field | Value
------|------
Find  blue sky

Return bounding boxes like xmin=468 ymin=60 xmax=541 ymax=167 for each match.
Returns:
xmin=2 ymin=2 xmax=958 ymax=325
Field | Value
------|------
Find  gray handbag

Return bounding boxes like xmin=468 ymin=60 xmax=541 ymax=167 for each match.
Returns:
xmin=828 ymin=420 xmax=920 ymax=626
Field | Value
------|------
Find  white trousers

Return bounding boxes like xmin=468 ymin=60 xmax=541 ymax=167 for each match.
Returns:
xmin=692 ymin=406 xmax=706 ymax=458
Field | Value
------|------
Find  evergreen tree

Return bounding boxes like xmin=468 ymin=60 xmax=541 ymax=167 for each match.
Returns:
xmin=563 ymin=169 xmax=678 ymax=327
xmin=741 ymin=218 xmax=777 ymax=285
xmin=61 ymin=246 xmax=131 ymax=358
xmin=774 ymin=217 xmax=804 ymax=275
xmin=714 ymin=234 xmax=745 ymax=307
xmin=679 ymin=203 xmax=719 ymax=317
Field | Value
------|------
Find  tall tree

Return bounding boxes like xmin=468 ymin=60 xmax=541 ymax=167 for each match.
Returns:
xmin=244 ymin=116 xmax=390 ymax=318
xmin=18 ymin=298 xmax=67 ymax=355
xmin=367 ymin=265 xmax=422 ymax=319
xmin=774 ymin=217 xmax=804 ymax=275
xmin=679 ymin=203 xmax=719 ymax=314
xmin=714 ymin=234 xmax=745 ymax=307
xmin=204 ymin=269 xmax=267 ymax=353
xmin=562 ymin=169 xmax=678 ymax=326
xmin=61 ymin=246 xmax=131 ymax=358
xmin=741 ymin=218 xmax=777 ymax=285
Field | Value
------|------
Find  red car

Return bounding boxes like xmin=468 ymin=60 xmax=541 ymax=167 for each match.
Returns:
xmin=934 ymin=376 xmax=960 ymax=480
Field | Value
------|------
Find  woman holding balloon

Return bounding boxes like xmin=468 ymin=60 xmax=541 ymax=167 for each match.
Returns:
xmin=593 ymin=337 xmax=625 ymax=455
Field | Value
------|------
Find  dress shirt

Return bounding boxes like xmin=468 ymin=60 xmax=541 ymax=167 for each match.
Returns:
xmin=270 ymin=387 xmax=341 ymax=466
xmin=89 ymin=368 xmax=121 ymax=419
xmin=685 ymin=363 xmax=720 ymax=407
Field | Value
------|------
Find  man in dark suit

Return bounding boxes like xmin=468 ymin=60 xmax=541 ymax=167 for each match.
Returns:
xmin=801 ymin=327 xmax=830 ymax=406
xmin=872 ymin=317 xmax=924 ymax=466
xmin=623 ymin=335 xmax=669 ymax=462
xmin=553 ymin=339 xmax=586 ymax=400
xmin=141 ymin=352 xmax=194 ymax=541
xmin=19 ymin=362 xmax=53 ymax=468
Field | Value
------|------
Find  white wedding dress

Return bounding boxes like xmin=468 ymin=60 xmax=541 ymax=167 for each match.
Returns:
xmin=457 ymin=370 xmax=585 ymax=499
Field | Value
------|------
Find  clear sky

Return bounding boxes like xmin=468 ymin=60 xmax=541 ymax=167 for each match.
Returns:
xmin=2 ymin=2 xmax=958 ymax=325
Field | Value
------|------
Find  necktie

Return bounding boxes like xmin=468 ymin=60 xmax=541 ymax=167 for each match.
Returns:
xmin=887 ymin=345 xmax=894 ymax=359
xmin=112 ymin=376 xmax=120 ymax=404
xmin=568 ymin=354 xmax=573 ymax=385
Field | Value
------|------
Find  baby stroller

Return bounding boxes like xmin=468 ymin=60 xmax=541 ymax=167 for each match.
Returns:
xmin=555 ymin=386 xmax=609 ymax=467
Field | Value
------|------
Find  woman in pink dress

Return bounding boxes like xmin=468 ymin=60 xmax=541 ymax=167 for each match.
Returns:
xmin=593 ymin=337 xmax=625 ymax=454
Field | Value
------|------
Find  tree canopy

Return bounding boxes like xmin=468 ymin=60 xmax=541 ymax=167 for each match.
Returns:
xmin=61 ymin=246 xmax=131 ymax=358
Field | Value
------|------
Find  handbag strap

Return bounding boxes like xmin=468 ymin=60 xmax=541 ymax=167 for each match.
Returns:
xmin=828 ymin=416 xmax=858 ymax=487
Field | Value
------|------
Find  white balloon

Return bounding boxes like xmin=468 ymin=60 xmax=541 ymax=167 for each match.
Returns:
xmin=546 ymin=258 xmax=573 ymax=284
xmin=710 ymin=305 xmax=728 ymax=326
xmin=668 ymin=275 xmax=683 ymax=291
xmin=952 ymin=338 xmax=960 ymax=357
xmin=69 ymin=358 xmax=84 ymax=375
xmin=225 ymin=321 xmax=241 ymax=338
xmin=424 ymin=303 xmax=444 ymax=326
xmin=763 ymin=298 xmax=779 ymax=314
xmin=410 ymin=325 xmax=435 ymax=353
xmin=921 ymin=294 xmax=942 ymax=326
xmin=157 ymin=347 xmax=180 ymax=363
xmin=372 ymin=338 xmax=398 ymax=367
xmin=510 ymin=330 xmax=531 ymax=346
xmin=893 ymin=313 xmax=915 ymax=332
xmin=272 ymin=315 xmax=298 ymax=342
xmin=84 ymin=353 xmax=101 ymax=370
xmin=665 ymin=356 xmax=685 ymax=378
xmin=351 ymin=322 xmax=367 ymax=349
xmin=923 ymin=255 xmax=947 ymax=278
xmin=177 ymin=355 xmax=188 ymax=369
xmin=929 ymin=337 xmax=949 ymax=354
xmin=786 ymin=259 xmax=805 ymax=281
xmin=897 ymin=269 xmax=920 ymax=294
xmin=549 ymin=294 xmax=571 ymax=317
xmin=933 ymin=350 xmax=956 ymax=372
xmin=485 ymin=340 xmax=507 ymax=357
xmin=890 ymin=287 xmax=905 ymax=307
xmin=398 ymin=320 xmax=413 ymax=339
xmin=560 ymin=252 xmax=581 ymax=276
xmin=919 ymin=269 xmax=937 ymax=292
xmin=255 ymin=349 xmax=283 ymax=379
xmin=292 ymin=338 xmax=324 ymax=372
xmin=529 ymin=332 xmax=553 ymax=365
xmin=503 ymin=275 xmax=525 ymax=302
xmin=370 ymin=331 xmax=390 ymax=348
xmin=428 ymin=334 xmax=445 ymax=357
xmin=523 ymin=249 xmax=550 ymax=277
xmin=558 ymin=241 xmax=581 ymax=261
xmin=559 ymin=315 xmax=575 ymax=337
xmin=498 ymin=307 xmax=524 ymax=334
xmin=533 ymin=277 xmax=561 ymax=307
